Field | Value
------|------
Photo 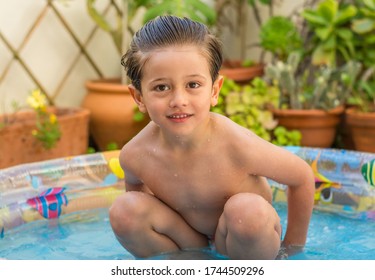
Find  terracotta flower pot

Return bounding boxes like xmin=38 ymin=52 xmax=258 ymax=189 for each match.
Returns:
xmin=272 ymin=106 xmax=345 ymax=148
xmin=0 ymin=107 xmax=90 ymax=169
xmin=82 ymin=78 xmax=149 ymax=151
xmin=220 ymin=60 xmax=265 ymax=84
xmin=344 ymin=107 xmax=375 ymax=153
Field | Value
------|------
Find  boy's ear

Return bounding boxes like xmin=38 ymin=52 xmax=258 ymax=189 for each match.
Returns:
xmin=128 ymin=84 xmax=147 ymax=113
xmin=211 ymin=75 xmax=224 ymax=107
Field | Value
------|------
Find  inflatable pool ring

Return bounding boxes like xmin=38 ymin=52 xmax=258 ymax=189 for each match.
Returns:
xmin=0 ymin=151 xmax=125 ymax=237
xmin=271 ymin=147 xmax=375 ymax=219
xmin=1 ymin=147 xmax=375 ymax=239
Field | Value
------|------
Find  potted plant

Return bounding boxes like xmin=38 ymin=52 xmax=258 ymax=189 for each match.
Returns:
xmin=211 ymin=77 xmax=301 ymax=146
xmin=301 ymin=0 xmax=358 ymax=67
xmin=215 ymin=0 xmax=276 ymax=83
xmin=345 ymin=67 xmax=375 ymax=152
xmin=83 ymin=0 xmax=216 ymax=151
xmin=301 ymin=0 xmax=375 ymax=151
xmin=259 ymin=15 xmax=303 ymax=62
xmin=340 ymin=0 xmax=375 ymax=152
xmin=264 ymin=52 xmax=361 ymax=148
xmin=0 ymin=89 xmax=90 ymax=169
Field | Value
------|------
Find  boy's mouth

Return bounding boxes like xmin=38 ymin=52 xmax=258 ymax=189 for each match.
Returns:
xmin=167 ymin=113 xmax=193 ymax=120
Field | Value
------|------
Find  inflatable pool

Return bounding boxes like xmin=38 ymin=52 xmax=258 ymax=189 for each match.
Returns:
xmin=0 ymin=147 xmax=374 ymax=259
xmin=0 ymin=151 xmax=125 ymax=236
xmin=273 ymin=147 xmax=375 ymax=220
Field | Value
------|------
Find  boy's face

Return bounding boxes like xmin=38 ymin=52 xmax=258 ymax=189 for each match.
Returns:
xmin=129 ymin=46 xmax=223 ymax=138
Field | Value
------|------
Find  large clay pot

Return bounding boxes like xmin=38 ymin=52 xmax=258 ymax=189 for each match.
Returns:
xmin=82 ymin=78 xmax=149 ymax=151
xmin=344 ymin=108 xmax=375 ymax=153
xmin=0 ymin=107 xmax=90 ymax=169
xmin=272 ymin=106 xmax=345 ymax=148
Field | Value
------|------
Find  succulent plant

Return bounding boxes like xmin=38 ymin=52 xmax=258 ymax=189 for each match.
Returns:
xmin=265 ymin=52 xmax=362 ymax=110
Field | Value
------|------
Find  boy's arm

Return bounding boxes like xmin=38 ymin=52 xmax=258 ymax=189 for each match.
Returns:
xmin=119 ymin=146 xmax=154 ymax=194
xmin=282 ymin=161 xmax=315 ymax=256
xmin=122 ymin=165 xmax=154 ymax=194
xmin=244 ymin=139 xmax=315 ymax=255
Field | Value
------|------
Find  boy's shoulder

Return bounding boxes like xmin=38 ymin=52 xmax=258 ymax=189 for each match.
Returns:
xmin=120 ymin=122 xmax=155 ymax=156
xmin=211 ymin=113 xmax=256 ymax=139
xmin=211 ymin=113 xmax=276 ymax=154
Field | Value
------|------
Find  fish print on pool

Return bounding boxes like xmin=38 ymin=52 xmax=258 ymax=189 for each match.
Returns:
xmin=27 ymin=187 xmax=68 ymax=219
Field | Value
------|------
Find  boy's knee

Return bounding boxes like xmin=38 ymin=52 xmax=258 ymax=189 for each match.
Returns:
xmin=223 ymin=193 xmax=273 ymax=237
xmin=109 ymin=192 xmax=147 ymax=234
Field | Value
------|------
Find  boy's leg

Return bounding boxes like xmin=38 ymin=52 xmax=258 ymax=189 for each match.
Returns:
xmin=109 ymin=191 xmax=208 ymax=258
xmin=214 ymin=193 xmax=281 ymax=260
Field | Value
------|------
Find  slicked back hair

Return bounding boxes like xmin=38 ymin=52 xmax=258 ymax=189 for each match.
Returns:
xmin=121 ymin=15 xmax=222 ymax=91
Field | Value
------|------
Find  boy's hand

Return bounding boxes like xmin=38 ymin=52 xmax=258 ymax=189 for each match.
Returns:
xmin=276 ymin=242 xmax=304 ymax=259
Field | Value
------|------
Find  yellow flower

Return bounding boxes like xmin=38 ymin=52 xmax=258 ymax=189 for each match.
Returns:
xmin=49 ymin=114 xmax=57 ymax=124
xmin=27 ymin=89 xmax=47 ymax=110
xmin=26 ymin=88 xmax=61 ymax=149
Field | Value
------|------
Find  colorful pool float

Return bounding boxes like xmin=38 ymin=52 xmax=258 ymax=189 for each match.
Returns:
xmin=0 ymin=147 xmax=374 ymax=239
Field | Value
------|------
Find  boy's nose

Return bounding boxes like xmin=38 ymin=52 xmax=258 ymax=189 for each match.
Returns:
xmin=169 ymin=90 xmax=188 ymax=108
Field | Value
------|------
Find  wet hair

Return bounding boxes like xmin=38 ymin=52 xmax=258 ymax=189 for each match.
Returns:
xmin=121 ymin=15 xmax=223 ymax=91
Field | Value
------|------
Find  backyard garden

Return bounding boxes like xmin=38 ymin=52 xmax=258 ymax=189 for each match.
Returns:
xmin=0 ymin=0 xmax=374 ymax=168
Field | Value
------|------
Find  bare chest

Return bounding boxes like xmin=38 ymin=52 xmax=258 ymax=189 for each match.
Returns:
xmin=134 ymin=147 xmax=271 ymax=235
xmin=139 ymin=154 xmax=267 ymax=210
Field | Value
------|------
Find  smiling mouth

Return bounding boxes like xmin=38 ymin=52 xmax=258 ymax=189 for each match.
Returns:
xmin=167 ymin=113 xmax=193 ymax=120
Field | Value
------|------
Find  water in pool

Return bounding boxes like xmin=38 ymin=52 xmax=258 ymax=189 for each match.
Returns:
xmin=1 ymin=202 xmax=374 ymax=260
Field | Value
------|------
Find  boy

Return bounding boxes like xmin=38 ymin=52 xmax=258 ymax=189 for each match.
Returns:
xmin=109 ymin=15 xmax=315 ymax=260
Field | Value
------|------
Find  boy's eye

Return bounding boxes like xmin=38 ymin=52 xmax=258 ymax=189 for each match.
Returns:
xmin=187 ymin=82 xmax=200 ymax=89
xmin=155 ymin=84 xmax=170 ymax=91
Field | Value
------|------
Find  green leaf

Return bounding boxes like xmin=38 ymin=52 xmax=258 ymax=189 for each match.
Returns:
xmin=364 ymin=0 xmax=375 ymax=11
xmin=242 ymin=60 xmax=255 ymax=67
xmin=336 ymin=28 xmax=353 ymax=40
xmin=317 ymin=0 xmax=338 ymax=23
xmin=87 ymin=147 xmax=96 ymax=154
xmin=315 ymin=27 xmax=332 ymax=40
xmin=133 ymin=111 xmax=145 ymax=122
xmin=337 ymin=44 xmax=351 ymax=61
xmin=342 ymin=38 xmax=355 ymax=57
xmin=86 ymin=0 xmax=112 ymax=32
xmin=258 ymin=0 xmax=273 ymax=5
xmin=312 ymin=44 xmax=335 ymax=65
xmin=321 ymin=35 xmax=336 ymax=51
xmin=242 ymin=91 xmax=252 ymax=105
xmin=335 ymin=6 xmax=357 ymax=25
xmin=190 ymin=0 xmax=216 ymax=26
xmin=365 ymin=34 xmax=375 ymax=44
xmin=106 ymin=142 xmax=119 ymax=151
xmin=302 ymin=10 xmax=328 ymax=26
xmin=352 ymin=18 xmax=375 ymax=34
xmin=142 ymin=2 xmax=170 ymax=23
xmin=247 ymin=0 xmax=255 ymax=7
